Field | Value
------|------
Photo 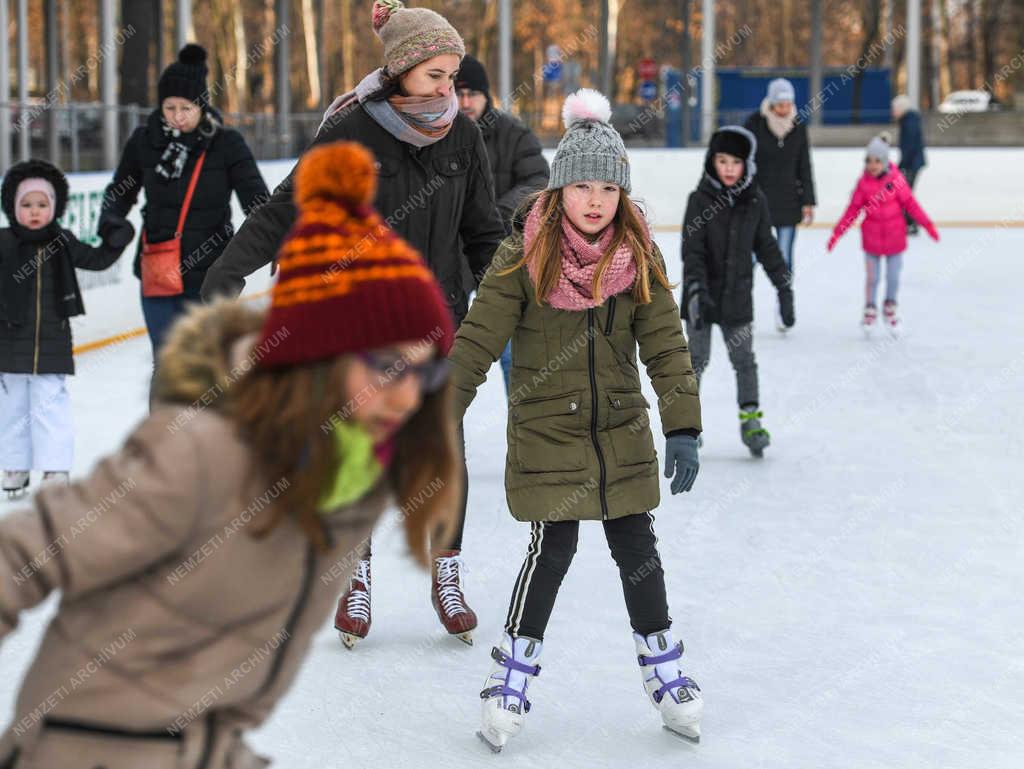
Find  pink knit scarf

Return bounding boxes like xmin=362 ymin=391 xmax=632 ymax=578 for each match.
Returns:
xmin=523 ymin=195 xmax=641 ymax=311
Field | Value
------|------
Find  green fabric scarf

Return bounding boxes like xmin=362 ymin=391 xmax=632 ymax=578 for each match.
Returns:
xmin=317 ymin=421 xmax=385 ymax=514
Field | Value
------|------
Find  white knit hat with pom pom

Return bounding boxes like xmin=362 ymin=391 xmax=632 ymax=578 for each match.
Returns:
xmin=549 ymin=88 xmax=631 ymax=193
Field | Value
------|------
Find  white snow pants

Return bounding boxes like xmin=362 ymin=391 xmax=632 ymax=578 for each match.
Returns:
xmin=0 ymin=373 xmax=74 ymax=471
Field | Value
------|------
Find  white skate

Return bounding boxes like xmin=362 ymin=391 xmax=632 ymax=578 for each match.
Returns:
xmin=3 ymin=471 xmax=29 ymax=499
xmin=861 ymin=304 xmax=878 ymax=337
xmin=477 ymin=634 xmax=542 ymax=753
xmin=883 ymin=300 xmax=901 ymax=338
xmin=635 ymin=629 xmax=703 ymax=743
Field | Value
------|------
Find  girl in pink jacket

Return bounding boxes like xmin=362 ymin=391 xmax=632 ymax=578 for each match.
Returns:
xmin=827 ymin=135 xmax=938 ymax=335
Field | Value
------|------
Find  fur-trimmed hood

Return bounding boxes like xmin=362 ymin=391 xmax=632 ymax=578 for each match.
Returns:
xmin=151 ymin=300 xmax=266 ymax=408
xmin=1 ymin=158 xmax=70 ymax=223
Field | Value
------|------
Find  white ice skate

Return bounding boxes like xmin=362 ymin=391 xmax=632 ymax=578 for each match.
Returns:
xmin=883 ymin=300 xmax=901 ymax=338
xmin=861 ymin=304 xmax=878 ymax=338
xmin=634 ymin=629 xmax=703 ymax=743
xmin=477 ymin=634 xmax=542 ymax=753
xmin=3 ymin=471 xmax=29 ymax=499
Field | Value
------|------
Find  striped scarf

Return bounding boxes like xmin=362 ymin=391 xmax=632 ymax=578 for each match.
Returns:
xmin=319 ymin=68 xmax=458 ymax=147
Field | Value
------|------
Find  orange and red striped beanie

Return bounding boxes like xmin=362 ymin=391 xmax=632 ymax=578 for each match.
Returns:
xmin=256 ymin=141 xmax=454 ymax=368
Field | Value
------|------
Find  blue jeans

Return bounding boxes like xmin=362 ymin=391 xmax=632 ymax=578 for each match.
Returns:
xmin=864 ymin=253 xmax=904 ymax=306
xmin=141 ymin=286 xmax=202 ymax=358
xmin=754 ymin=225 xmax=796 ymax=272
xmin=499 ymin=340 xmax=512 ymax=394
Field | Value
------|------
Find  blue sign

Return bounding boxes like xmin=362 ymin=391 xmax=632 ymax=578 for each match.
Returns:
xmin=543 ymin=61 xmax=563 ymax=83
xmin=639 ymin=80 xmax=657 ymax=101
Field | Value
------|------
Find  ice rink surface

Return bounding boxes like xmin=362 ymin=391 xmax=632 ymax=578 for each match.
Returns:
xmin=2 ymin=226 xmax=1023 ymax=768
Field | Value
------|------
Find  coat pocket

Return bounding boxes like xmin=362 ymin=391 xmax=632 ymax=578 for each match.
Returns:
xmin=510 ymin=391 xmax=586 ymax=473
xmin=434 ymin=149 xmax=471 ymax=178
xmin=605 ymin=390 xmax=657 ymax=467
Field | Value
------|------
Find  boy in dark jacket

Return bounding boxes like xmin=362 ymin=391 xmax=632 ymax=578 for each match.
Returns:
xmin=681 ymin=126 xmax=794 ymax=457
xmin=0 ymin=159 xmax=134 ymax=497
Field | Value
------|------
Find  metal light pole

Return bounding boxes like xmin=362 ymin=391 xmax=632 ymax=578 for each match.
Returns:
xmin=700 ymin=0 xmax=715 ymax=142
xmin=906 ymin=0 xmax=922 ymax=107
xmin=100 ymin=0 xmax=118 ymax=169
xmin=0 ymin=0 xmax=10 ymax=171
xmin=498 ymin=0 xmax=512 ymax=110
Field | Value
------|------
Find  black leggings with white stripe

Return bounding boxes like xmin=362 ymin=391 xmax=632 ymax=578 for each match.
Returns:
xmin=504 ymin=513 xmax=671 ymax=641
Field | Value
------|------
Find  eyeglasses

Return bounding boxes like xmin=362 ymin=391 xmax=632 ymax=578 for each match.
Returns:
xmin=357 ymin=351 xmax=450 ymax=394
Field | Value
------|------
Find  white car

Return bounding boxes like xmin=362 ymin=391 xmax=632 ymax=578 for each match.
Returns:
xmin=937 ymin=90 xmax=993 ymax=114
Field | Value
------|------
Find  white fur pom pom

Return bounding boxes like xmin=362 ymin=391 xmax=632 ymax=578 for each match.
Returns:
xmin=562 ymin=88 xmax=612 ymax=129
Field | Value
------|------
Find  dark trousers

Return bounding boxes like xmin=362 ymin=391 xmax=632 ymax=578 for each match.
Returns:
xmin=504 ymin=513 xmax=670 ymax=641
xmin=901 ymin=167 xmax=920 ymax=230
xmin=140 ymin=286 xmax=202 ymax=358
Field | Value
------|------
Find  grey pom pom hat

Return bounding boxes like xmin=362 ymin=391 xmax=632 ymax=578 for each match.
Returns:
xmin=548 ymin=88 xmax=631 ymax=194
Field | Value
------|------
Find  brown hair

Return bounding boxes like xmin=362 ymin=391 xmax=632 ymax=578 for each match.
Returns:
xmin=501 ymin=188 xmax=672 ymax=305
xmin=229 ymin=356 xmax=460 ymax=568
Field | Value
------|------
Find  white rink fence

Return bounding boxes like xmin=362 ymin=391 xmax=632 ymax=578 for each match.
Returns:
xmin=0 ymin=148 xmax=1020 ymax=351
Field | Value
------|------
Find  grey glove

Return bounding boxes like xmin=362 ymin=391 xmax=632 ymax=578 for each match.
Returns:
xmin=664 ymin=434 xmax=700 ymax=494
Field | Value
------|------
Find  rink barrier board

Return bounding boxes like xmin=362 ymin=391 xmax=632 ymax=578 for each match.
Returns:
xmin=70 ymin=217 xmax=1020 ymax=359
xmin=25 ymin=148 xmax=1020 ymax=356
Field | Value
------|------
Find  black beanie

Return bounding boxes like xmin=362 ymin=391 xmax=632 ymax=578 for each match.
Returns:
xmin=455 ymin=55 xmax=490 ymax=98
xmin=708 ymin=128 xmax=752 ymax=161
xmin=158 ymin=44 xmax=209 ymax=105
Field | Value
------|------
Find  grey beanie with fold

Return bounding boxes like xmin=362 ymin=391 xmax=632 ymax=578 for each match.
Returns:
xmin=548 ymin=88 xmax=631 ymax=194
xmin=866 ymin=134 xmax=891 ymax=162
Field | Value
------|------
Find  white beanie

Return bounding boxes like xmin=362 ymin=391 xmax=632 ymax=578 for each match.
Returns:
xmin=891 ymin=94 xmax=912 ymax=116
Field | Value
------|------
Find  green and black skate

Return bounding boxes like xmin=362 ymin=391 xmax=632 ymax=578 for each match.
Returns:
xmin=739 ymin=407 xmax=771 ymax=458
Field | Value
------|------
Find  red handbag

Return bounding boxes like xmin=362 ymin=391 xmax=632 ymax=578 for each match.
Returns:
xmin=141 ymin=150 xmax=207 ymax=297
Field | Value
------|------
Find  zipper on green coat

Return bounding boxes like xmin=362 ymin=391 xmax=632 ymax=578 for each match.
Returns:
xmin=587 ymin=308 xmax=610 ymax=520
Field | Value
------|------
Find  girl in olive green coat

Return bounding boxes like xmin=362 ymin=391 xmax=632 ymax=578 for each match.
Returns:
xmin=450 ymin=90 xmax=705 ymax=751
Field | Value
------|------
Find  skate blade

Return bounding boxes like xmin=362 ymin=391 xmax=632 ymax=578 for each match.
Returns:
xmin=455 ymin=631 xmax=474 ymax=646
xmin=663 ymin=724 xmax=701 ymax=744
xmin=749 ymin=448 xmax=764 ymax=458
xmin=338 ymin=631 xmax=361 ymax=649
xmin=476 ymin=729 xmax=505 ymax=753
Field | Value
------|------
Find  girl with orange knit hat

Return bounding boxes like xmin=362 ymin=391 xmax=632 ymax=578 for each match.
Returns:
xmin=0 ymin=142 xmax=460 ymax=768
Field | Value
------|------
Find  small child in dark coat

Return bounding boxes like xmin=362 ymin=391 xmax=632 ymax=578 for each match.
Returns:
xmin=681 ymin=126 xmax=794 ymax=457
xmin=0 ymin=159 xmax=134 ymax=497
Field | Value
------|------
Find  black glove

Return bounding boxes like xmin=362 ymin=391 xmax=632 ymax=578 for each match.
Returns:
xmin=98 ymin=215 xmax=135 ymax=250
xmin=778 ymin=287 xmax=795 ymax=328
xmin=684 ymin=283 xmax=715 ymax=330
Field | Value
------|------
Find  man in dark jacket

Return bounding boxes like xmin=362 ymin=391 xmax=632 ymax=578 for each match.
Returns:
xmin=681 ymin=126 xmax=793 ymax=457
xmin=892 ymin=94 xmax=927 ymax=235
xmin=454 ymin=55 xmax=549 ymax=391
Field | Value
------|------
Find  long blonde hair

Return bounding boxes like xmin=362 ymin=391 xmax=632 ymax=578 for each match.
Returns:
xmin=502 ymin=188 xmax=672 ymax=305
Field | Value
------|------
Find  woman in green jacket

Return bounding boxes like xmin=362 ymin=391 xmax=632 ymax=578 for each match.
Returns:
xmin=449 ymin=90 xmax=705 ymax=751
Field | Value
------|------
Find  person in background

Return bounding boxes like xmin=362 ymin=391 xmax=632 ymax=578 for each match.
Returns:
xmin=455 ymin=54 xmax=550 ymax=393
xmin=99 ymin=43 xmax=269 ymax=359
xmin=682 ymin=126 xmax=794 ymax=457
xmin=827 ymin=135 xmax=939 ymax=337
xmin=891 ymin=94 xmax=927 ymax=235
xmin=201 ymin=0 xmax=507 ymax=649
xmin=743 ymin=77 xmax=815 ymax=333
xmin=0 ymin=159 xmax=134 ymax=499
